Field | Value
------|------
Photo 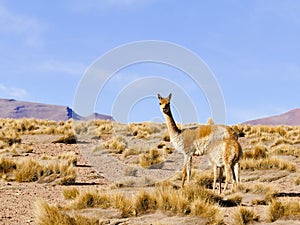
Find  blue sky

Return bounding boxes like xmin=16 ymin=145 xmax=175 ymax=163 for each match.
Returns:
xmin=0 ymin=0 xmax=299 ymax=124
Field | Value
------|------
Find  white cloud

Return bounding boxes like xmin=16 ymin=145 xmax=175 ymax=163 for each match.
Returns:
xmin=0 ymin=83 xmax=28 ymax=99
xmin=0 ymin=3 xmax=43 ymax=48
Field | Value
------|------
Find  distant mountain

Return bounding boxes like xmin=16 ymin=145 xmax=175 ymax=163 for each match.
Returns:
xmin=0 ymin=98 xmax=113 ymax=121
xmin=244 ymin=108 xmax=300 ymax=126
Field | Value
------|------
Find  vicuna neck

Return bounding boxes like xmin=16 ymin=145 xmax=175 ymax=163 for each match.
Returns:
xmin=163 ymin=111 xmax=181 ymax=137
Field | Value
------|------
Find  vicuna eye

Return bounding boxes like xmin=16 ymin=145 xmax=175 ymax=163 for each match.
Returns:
xmin=159 ymin=103 xmax=162 ymax=105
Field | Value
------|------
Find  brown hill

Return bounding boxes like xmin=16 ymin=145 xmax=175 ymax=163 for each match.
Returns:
xmin=244 ymin=108 xmax=300 ymax=126
xmin=0 ymin=98 xmax=113 ymax=121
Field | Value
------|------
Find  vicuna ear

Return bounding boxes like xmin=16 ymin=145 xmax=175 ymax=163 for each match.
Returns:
xmin=168 ymin=93 xmax=172 ymax=100
xmin=157 ymin=93 xmax=162 ymax=100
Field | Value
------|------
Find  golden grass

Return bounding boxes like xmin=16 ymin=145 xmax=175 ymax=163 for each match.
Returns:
xmin=124 ymin=166 xmax=138 ymax=176
xmin=35 ymin=200 xmax=99 ymax=225
xmin=294 ymin=175 xmax=300 ymax=185
xmin=129 ymin=122 xmax=161 ymax=139
xmin=193 ymin=170 xmax=214 ymax=188
xmin=139 ymin=148 xmax=164 ymax=168
xmin=52 ymin=133 xmax=77 ymax=144
xmin=243 ymin=145 xmax=268 ymax=160
xmin=0 ymin=118 xmax=116 ymax=137
xmin=122 ymin=147 xmax=141 ymax=158
xmin=68 ymin=189 xmax=111 ymax=210
xmin=47 ymin=183 xmax=223 ymax=223
xmin=102 ymin=136 xmax=127 ymax=154
xmin=113 ymin=193 xmax=136 ymax=217
xmin=271 ymin=144 xmax=300 ymax=158
xmin=190 ymin=199 xmax=223 ymax=224
xmin=232 ymin=207 xmax=259 ymax=225
xmin=57 ymin=152 xmax=78 ymax=166
xmin=268 ymin=200 xmax=300 ymax=222
xmin=0 ymin=157 xmax=16 ymax=179
xmin=63 ymin=187 xmax=80 ymax=200
xmin=0 ymin=157 xmax=76 ymax=184
xmin=15 ymin=158 xmax=43 ymax=182
xmin=240 ymin=157 xmax=296 ymax=172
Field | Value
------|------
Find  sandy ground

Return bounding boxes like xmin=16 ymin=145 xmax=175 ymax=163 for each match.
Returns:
xmin=0 ymin=133 xmax=300 ymax=225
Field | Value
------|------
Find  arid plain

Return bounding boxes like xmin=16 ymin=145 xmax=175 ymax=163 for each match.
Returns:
xmin=0 ymin=118 xmax=300 ymax=225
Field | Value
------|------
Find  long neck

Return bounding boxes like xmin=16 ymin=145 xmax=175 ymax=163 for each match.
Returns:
xmin=163 ymin=110 xmax=181 ymax=137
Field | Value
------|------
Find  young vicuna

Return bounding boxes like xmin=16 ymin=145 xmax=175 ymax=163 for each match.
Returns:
xmin=157 ymin=93 xmax=238 ymax=188
xmin=196 ymin=138 xmax=243 ymax=193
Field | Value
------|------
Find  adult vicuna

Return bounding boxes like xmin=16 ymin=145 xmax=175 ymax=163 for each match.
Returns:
xmin=157 ymin=93 xmax=239 ymax=189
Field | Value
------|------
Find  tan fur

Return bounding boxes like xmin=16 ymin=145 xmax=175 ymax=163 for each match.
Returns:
xmin=204 ymin=139 xmax=243 ymax=193
xmin=158 ymin=93 xmax=242 ymax=190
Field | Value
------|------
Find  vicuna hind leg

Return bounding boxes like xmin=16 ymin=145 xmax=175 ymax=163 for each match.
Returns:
xmin=187 ymin=155 xmax=192 ymax=183
xmin=218 ymin=166 xmax=223 ymax=194
xmin=212 ymin=165 xmax=217 ymax=192
xmin=223 ymin=164 xmax=231 ymax=192
xmin=233 ymin=162 xmax=240 ymax=188
xmin=181 ymin=163 xmax=187 ymax=188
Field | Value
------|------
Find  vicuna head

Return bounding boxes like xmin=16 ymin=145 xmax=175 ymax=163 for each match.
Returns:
xmin=157 ymin=93 xmax=172 ymax=115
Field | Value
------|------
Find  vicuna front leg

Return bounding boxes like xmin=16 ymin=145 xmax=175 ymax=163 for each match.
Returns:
xmin=181 ymin=154 xmax=192 ymax=188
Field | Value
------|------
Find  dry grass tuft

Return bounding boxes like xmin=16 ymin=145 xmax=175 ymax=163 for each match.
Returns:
xmin=15 ymin=158 xmax=43 ymax=182
xmin=52 ymin=133 xmax=77 ymax=144
xmin=268 ymin=200 xmax=300 ymax=222
xmin=240 ymin=157 xmax=296 ymax=172
xmin=35 ymin=200 xmax=75 ymax=225
xmin=58 ymin=152 xmax=78 ymax=166
xmin=102 ymin=136 xmax=127 ymax=154
xmin=63 ymin=187 xmax=80 ymax=200
xmin=227 ymin=194 xmax=243 ymax=205
xmin=243 ymin=145 xmax=268 ymax=160
xmin=69 ymin=189 xmax=111 ymax=210
xmin=139 ymin=148 xmax=164 ymax=168
xmin=0 ymin=157 xmax=76 ymax=184
xmin=129 ymin=122 xmax=161 ymax=139
xmin=190 ymin=199 xmax=223 ymax=224
xmin=272 ymin=144 xmax=300 ymax=158
xmin=35 ymin=200 xmax=99 ymax=225
xmin=113 ymin=193 xmax=136 ymax=217
xmin=124 ymin=166 xmax=138 ymax=177
xmin=294 ymin=175 xmax=300 ymax=185
xmin=0 ymin=157 xmax=17 ymax=178
xmin=268 ymin=200 xmax=285 ymax=222
xmin=55 ymin=183 xmax=223 ymax=222
xmin=193 ymin=170 xmax=214 ymax=188
xmin=134 ymin=190 xmax=157 ymax=215
xmin=232 ymin=207 xmax=259 ymax=225
xmin=122 ymin=147 xmax=141 ymax=158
